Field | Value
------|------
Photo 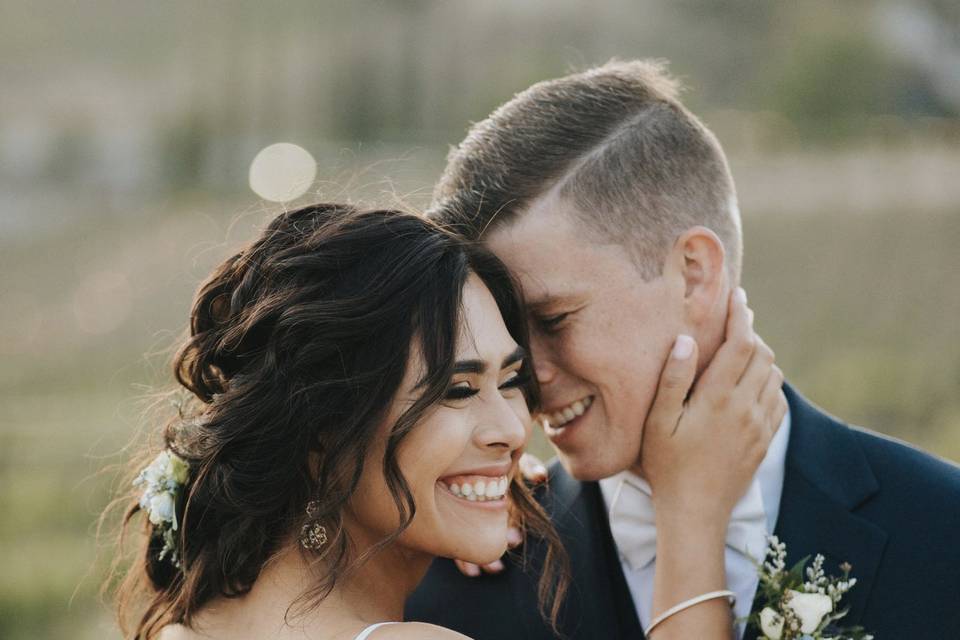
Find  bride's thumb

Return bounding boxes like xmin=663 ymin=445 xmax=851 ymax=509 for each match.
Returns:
xmin=645 ymin=335 xmax=698 ymax=439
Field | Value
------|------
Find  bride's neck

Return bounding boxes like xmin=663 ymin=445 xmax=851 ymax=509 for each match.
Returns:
xmin=247 ymin=533 xmax=433 ymax=632
xmin=334 ymin=536 xmax=434 ymax=621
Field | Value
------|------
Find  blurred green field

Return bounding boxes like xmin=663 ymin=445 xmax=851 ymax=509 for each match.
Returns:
xmin=3 ymin=2 xmax=960 ymax=636
xmin=2 ymin=186 xmax=958 ymax=639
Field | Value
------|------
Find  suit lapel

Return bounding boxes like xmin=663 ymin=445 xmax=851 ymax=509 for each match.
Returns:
xmin=743 ymin=385 xmax=887 ymax=640
xmin=546 ymin=466 xmax=644 ymax=639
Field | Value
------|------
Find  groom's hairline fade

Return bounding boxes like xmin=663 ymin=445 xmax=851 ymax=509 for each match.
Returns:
xmin=429 ymin=58 xmax=743 ymax=284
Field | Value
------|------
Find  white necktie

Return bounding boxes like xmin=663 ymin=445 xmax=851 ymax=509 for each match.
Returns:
xmin=602 ymin=471 xmax=768 ymax=572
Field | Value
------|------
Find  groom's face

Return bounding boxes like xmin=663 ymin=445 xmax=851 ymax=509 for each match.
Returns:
xmin=486 ymin=192 xmax=686 ymax=481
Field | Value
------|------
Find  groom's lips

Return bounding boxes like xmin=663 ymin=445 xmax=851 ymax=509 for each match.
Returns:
xmin=539 ymin=395 xmax=594 ymax=445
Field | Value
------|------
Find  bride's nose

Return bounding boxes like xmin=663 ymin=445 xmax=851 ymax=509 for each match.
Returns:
xmin=474 ymin=395 xmax=528 ymax=451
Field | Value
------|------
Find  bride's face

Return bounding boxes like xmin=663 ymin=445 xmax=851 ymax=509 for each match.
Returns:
xmin=348 ymin=275 xmax=532 ymax=564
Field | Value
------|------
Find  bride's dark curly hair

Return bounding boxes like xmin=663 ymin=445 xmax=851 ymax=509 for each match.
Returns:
xmin=107 ymin=203 xmax=568 ymax=639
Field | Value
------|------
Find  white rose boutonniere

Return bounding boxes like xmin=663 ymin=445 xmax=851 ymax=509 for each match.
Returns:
xmin=746 ymin=536 xmax=874 ymax=640
xmin=759 ymin=607 xmax=785 ymax=639
xmin=785 ymin=590 xmax=834 ymax=634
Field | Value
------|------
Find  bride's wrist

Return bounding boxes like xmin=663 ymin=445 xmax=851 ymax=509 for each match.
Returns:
xmin=653 ymin=499 xmax=732 ymax=536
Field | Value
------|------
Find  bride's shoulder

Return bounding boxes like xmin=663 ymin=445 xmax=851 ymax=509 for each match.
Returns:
xmin=156 ymin=624 xmax=195 ymax=640
xmin=369 ymin=622 xmax=472 ymax=640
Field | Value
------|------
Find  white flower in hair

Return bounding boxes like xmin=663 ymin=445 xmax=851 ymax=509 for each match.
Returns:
xmin=134 ymin=449 xmax=190 ymax=565
xmin=148 ymin=492 xmax=177 ymax=528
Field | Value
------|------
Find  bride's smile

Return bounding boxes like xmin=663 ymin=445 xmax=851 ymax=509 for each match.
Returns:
xmin=348 ymin=274 xmax=532 ymax=568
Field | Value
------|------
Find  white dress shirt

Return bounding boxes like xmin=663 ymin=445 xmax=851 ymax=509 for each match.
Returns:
xmin=598 ymin=407 xmax=791 ymax=637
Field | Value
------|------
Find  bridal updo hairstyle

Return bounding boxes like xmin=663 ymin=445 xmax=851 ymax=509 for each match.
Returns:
xmin=110 ymin=204 xmax=568 ymax=639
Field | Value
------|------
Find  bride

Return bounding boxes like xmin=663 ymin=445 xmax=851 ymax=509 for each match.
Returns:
xmin=109 ymin=202 xmax=782 ymax=639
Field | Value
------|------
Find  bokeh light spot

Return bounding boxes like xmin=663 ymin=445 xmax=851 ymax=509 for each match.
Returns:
xmin=248 ymin=142 xmax=317 ymax=202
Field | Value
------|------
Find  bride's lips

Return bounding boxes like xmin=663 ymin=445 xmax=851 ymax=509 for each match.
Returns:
xmin=437 ymin=462 xmax=513 ymax=511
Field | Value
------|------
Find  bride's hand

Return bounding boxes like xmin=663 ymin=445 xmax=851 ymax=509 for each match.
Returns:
xmin=639 ymin=287 xmax=786 ymax=528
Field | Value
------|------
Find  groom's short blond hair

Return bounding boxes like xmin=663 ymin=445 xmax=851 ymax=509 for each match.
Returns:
xmin=430 ymin=59 xmax=742 ymax=282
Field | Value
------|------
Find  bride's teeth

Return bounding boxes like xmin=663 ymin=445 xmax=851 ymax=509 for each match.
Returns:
xmin=572 ymin=400 xmax=585 ymax=416
xmin=441 ymin=475 xmax=510 ymax=501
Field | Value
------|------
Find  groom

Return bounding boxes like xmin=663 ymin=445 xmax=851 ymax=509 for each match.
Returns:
xmin=406 ymin=60 xmax=960 ymax=638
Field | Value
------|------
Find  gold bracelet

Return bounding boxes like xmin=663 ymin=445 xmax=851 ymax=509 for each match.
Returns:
xmin=644 ymin=590 xmax=736 ymax=637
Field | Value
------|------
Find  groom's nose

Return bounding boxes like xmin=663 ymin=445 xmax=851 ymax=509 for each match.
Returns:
xmin=530 ymin=333 xmax=558 ymax=385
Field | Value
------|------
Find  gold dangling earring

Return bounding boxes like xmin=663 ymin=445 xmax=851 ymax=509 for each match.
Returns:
xmin=299 ymin=500 xmax=328 ymax=550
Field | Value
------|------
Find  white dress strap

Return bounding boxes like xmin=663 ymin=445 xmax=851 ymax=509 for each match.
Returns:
xmin=354 ymin=622 xmax=397 ymax=640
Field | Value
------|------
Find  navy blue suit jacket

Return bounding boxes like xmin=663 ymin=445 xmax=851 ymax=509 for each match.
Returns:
xmin=406 ymin=384 xmax=960 ymax=638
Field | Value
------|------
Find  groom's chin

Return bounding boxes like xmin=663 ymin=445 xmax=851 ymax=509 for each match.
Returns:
xmin=556 ymin=448 xmax=635 ymax=482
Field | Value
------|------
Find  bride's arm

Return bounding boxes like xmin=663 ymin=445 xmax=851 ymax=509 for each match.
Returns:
xmin=640 ymin=288 xmax=786 ymax=638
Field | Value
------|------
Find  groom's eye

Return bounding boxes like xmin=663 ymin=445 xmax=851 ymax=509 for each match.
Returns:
xmin=538 ymin=312 xmax=569 ymax=333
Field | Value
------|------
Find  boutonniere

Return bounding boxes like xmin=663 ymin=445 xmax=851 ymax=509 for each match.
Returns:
xmin=747 ymin=536 xmax=874 ymax=640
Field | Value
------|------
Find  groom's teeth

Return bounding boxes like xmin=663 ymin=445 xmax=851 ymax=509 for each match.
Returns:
xmin=542 ymin=395 xmax=593 ymax=428
xmin=475 ymin=480 xmax=486 ymax=497
xmin=450 ymin=483 xmax=460 ymax=496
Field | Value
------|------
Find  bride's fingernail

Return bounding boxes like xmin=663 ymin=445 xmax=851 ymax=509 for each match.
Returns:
xmin=673 ymin=334 xmax=694 ymax=360
xmin=737 ymin=287 xmax=747 ymax=304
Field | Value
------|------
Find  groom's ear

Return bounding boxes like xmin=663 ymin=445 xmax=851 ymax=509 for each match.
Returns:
xmin=669 ymin=226 xmax=727 ymax=326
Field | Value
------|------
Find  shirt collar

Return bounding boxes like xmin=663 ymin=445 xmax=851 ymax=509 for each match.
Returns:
xmin=598 ymin=402 xmax=791 ymax=534
xmin=757 ymin=402 xmax=791 ymax=532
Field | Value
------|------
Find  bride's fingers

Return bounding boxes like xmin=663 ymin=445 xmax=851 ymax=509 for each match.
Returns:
xmin=695 ymin=288 xmax=755 ymax=394
xmin=455 ymin=559 xmax=482 ymax=577
xmin=643 ymin=335 xmax=698 ymax=444
xmin=759 ymin=365 xmax=787 ymax=429
xmin=518 ymin=452 xmax=548 ymax=484
xmin=480 ymin=559 xmax=505 ymax=573
xmin=734 ymin=335 xmax=775 ymax=396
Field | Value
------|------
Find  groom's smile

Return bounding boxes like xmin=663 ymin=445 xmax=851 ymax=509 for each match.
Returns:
xmin=486 ymin=189 xmax=688 ymax=482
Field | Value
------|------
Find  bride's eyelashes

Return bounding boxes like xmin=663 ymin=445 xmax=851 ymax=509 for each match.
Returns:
xmin=443 ymin=371 xmax=533 ymax=401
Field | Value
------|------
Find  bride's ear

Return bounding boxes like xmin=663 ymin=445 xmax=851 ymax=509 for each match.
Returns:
xmin=669 ymin=226 xmax=727 ymax=326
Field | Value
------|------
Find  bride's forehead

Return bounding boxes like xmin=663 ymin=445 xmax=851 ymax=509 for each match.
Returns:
xmin=456 ymin=279 xmax=518 ymax=362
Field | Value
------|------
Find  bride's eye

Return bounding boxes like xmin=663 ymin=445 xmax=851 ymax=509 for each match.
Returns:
xmin=499 ymin=369 xmax=532 ymax=394
xmin=444 ymin=381 xmax=478 ymax=400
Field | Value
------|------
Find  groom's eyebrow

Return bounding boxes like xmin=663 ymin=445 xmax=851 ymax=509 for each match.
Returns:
xmin=527 ymin=293 xmax=580 ymax=312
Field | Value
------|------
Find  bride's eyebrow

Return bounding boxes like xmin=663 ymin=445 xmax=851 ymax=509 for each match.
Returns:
xmin=452 ymin=345 xmax=527 ymax=375
xmin=414 ymin=346 xmax=526 ymax=389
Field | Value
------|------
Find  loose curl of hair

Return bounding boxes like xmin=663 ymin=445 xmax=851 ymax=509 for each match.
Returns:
xmin=107 ymin=204 xmax=569 ymax=639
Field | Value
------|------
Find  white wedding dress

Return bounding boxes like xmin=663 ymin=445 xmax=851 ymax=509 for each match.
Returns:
xmin=353 ymin=622 xmax=396 ymax=640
